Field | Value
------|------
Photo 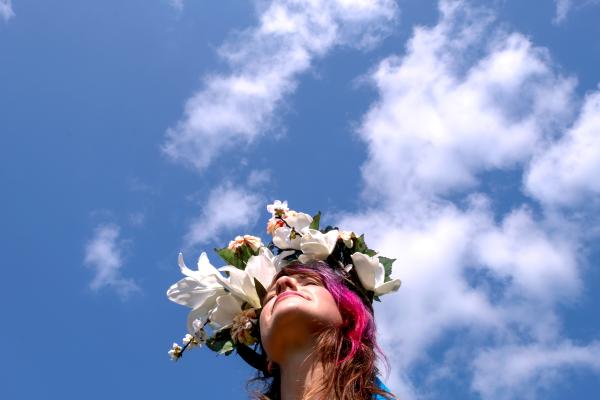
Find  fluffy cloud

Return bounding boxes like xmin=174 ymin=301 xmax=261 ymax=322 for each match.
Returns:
xmin=525 ymin=90 xmax=600 ymax=207
xmin=184 ymin=184 xmax=263 ymax=247
xmin=337 ymin=1 xmax=599 ymax=398
xmin=359 ymin=0 xmax=575 ymax=205
xmin=163 ymin=0 xmax=397 ymax=171
xmin=0 ymin=0 xmax=14 ymax=21
xmin=472 ymin=341 xmax=600 ymax=399
xmin=84 ymin=224 xmax=140 ymax=298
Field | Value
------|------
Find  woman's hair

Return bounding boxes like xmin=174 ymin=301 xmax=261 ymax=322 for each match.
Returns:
xmin=253 ymin=261 xmax=395 ymax=400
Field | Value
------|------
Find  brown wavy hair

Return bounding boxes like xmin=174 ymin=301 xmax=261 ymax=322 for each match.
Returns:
xmin=251 ymin=262 xmax=395 ymax=400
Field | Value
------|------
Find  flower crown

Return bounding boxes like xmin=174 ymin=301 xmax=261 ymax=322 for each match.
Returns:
xmin=166 ymin=201 xmax=401 ymax=370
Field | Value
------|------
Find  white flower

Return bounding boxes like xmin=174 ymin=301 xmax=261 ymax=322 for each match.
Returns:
xmin=266 ymin=217 xmax=286 ymax=235
xmin=166 ymin=252 xmax=226 ymax=334
xmin=244 ymin=247 xmax=278 ymax=289
xmin=209 ymin=293 xmax=244 ymax=329
xmin=272 ymin=211 xmax=312 ymax=250
xmin=350 ymin=252 xmax=402 ymax=296
xmin=267 ymin=200 xmax=289 ymax=216
xmin=167 ymin=252 xmax=225 ymax=308
xmin=168 ymin=342 xmax=183 ymax=361
xmin=182 ymin=333 xmax=200 ymax=349
xmin=218 ymin=266 xmax=261 ymax=308
xmin=298 ymin=229 xmax=339 ymax=263
xmin=208 ymin=248 xmax=284 ymax=329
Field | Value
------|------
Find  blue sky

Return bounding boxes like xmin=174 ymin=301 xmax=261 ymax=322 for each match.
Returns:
xmin=1 ymin=0 xmax=600 ymax=399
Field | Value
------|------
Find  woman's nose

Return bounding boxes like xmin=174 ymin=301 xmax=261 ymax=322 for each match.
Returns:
xmin=275 ymin=275 xmax=298 ymax=294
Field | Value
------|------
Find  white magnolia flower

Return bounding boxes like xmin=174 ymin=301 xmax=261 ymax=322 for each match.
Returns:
xmin=208 ymin=248 xmax=285 ymax=329
xmin=167 ymin=252 xmax=224 ymax=307
xmin=350 ymin=252 xmax=401 ymax=296
xmin=167 ymin=252 xmax=227 ymax=333
xmin=209 ymin=293 xmax=244 ymax=329
xmin=218 ymin=266 xmax=262 ymax=308
xmin=298 ymin=229 xmax=339 ymax=263
xmin=217 ymin=247 xmax=282 ymax=308
xmin=273 ymin=211 xmax=313 ymax=250
xmin=244 ymin=247 xmax=278 ymax=289
xmin=267 ymin=200 xmax=289 ymax=216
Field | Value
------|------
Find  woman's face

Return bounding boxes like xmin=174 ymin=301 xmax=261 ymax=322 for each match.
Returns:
xmin=259 ymin=272 xmax=343 ymax=363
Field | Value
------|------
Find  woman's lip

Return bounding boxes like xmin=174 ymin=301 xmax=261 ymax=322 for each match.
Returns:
xmin=273 ymin=291 xmax=304 ymax=309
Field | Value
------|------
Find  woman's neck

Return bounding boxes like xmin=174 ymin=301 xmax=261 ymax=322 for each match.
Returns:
xmin=278 ymin=343 xmax=325 ymax=400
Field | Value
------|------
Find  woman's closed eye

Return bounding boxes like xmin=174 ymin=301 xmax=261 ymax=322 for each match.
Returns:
xmin=263 ymin=292 xmax=276 ymax=304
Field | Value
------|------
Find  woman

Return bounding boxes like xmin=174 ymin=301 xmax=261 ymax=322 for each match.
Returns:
xmin=257 ymin=262 xmax=395 ymax=400
xmin=167 ymin=201 xmax=400 ymax=400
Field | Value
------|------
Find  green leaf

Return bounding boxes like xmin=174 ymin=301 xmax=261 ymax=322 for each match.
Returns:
xmin=239 ymin=244 xmax=257 ymax=265
xmin=215 ymin=247 xmax=242 ymax=268
xmin=378 ymin=256 xmax=396 ymax=281
xmin=309 ymin=211 xmax=321 ymax=230
xmin=206 ymin=329 xmax=234 ymax=355
xmin=353 ymin=234 xmax=377 ymax=256
xmin=219 ymin=340 xmax=235 ymax=355
xmin=214 ymin=244 xmax=259 ymax=269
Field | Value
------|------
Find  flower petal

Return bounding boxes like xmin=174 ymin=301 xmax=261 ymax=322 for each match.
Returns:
xmin=209 ymin=294 xmax=243 ymax=329
xmin=177 ymin=252 xmax=222 ymax=285
xmin=300 ymin=229 xmax=339 ymax=260
xmin=185 ymin=290 xmax=224 ymax=334
xmin=374 ymin=278 xmax=402 ymax=296
xmin=273 ymin=227 xmax=302 ymax=250
xmin=284 ymin=212 xmax=312 ymax=230
xmin=219 ymin=266 xmax=261 ymax=308
xmin=167 ymin=277 xmax=222 ymax=308
xmin=350 ymin=252 xmax=381 ymax=291
xmin=245 ymin=250 xmax=277 ymax=290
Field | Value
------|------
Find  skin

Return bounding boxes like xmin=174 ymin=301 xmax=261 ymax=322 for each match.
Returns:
xmin=259 ymin=274 xmax=343 ymax=400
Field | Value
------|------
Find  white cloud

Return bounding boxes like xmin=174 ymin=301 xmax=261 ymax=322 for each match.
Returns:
xmin=526 ymin=89 xmax=600 ymax=207
xmin=554 ymin=0 xmax=572 ymax=23
xmin=163 ymin=0 xmax=397 ymax=171
xmin=184 ymin=184 xmax=263 ymax=247
xmin=472 ymin=342 xmax=600 ymax=400
xmin=358 ymin=0 xmax=575 ymax=205
xmin=84 ymin=224 xmax=140 ymax=298
xmin=247 ymin=169 xmax=272 ymax=186
xmin=553 ymin=0 xmax=600 ymax=24
xmin=0 ymin=0 xmax=14 ymax=21
xmin=336 ymin=1 xmax=599 ymax=398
